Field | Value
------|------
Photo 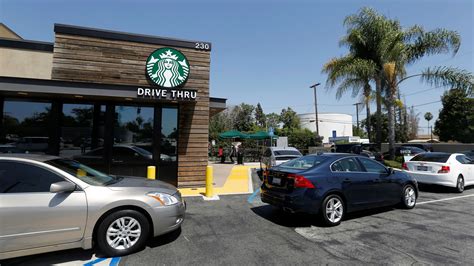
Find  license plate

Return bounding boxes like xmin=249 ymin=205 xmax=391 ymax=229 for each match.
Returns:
xmin=272 ymin=177 xmax=281 ymax=185
xmin=417 ymin=165 xmax=428 ymax=171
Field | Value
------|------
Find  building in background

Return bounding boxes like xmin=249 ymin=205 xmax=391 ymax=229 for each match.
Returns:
xmin=298 ymin=113 xmax=353 ymax=143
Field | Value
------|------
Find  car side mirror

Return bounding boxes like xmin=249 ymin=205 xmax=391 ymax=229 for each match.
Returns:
xmin=50 ymin=181 xmax=76 ymax=193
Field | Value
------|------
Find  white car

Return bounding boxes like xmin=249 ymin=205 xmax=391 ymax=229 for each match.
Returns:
xmin=261 ymin=147 xmax=302 ymax=168
xmin=403 ymin=152 xmax=474 ymax=193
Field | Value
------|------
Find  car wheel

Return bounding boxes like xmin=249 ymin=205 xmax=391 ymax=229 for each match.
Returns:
xmin=401 ymin=184 xmax=416 ymax=209
xmin=456 ymin=176 xmax=464 ymax=193
xmin=320 ymin=194 xmax=344 ymax=226
xmin=96 ymin=210 xmax=150 ymax=257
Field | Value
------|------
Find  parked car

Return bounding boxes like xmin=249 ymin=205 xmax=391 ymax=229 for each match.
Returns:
xmin=261 ymin=147 xmax=303 ymax=168
xmin=402 ymin=143 xmax=433 ymax=152
xmin=384 ymin=146 xmax=425 ymax=157
xmin=73 ymin=144 xmax=170 ymax=177
xmin=460 ymin=150 xmax=474 ymax=160
xmin=16 ymin=137 xmax=49 ymax=152
xmin=0 ymin=144 xmax=23 ymax=154
xmin=0 ymin=154 xmax=185 ymax=260
xmin=349 ymin=144 xmax=384 ymax=163
xmin=403 ymin=152 xmax=473 ymax=193
xmin=261 ymin=153 xmax=418 ymax=226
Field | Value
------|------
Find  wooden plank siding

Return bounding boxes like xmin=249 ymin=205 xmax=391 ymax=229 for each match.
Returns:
xmin=51 ymin=33 xmax=210 ymax=188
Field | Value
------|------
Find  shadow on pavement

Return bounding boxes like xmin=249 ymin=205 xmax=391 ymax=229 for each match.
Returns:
xmin=418 ymin=184 xmax=474 ymax=194
xmin=147 ymin=227 xmax=182 ymax=248
xmin=0 ymin=248 xmax=96 ymax=266
xmin=252 ymin=204 xmax=397 ymax=228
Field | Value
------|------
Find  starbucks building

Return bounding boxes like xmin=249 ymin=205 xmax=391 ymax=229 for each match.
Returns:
xmin=0 ymin=23 xmax=226 ymax=187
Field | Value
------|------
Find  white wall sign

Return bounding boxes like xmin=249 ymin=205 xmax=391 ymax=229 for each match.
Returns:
xmin=137 ymin=87 xmax=197 ymax=100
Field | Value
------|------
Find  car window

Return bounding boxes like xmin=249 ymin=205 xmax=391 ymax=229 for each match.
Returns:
xmin=456 ymin=155 xmax=470 ymax=164
xmin=273 ymin=150 xmax=301 ymax=156
xmin=113 ymin=147 xmax=137 ymax=160
xmin=331 ymin=158 xmax=362 ymax=172
xmin=359 ymin=157 xmax=387 ymax=174
xmin=411 ymin=153 xmax=450 ymax=163
xmin=279 ymin=155 xmax=328 ymax=170
xmin=0 ymin=161 xmax=65 ymax=193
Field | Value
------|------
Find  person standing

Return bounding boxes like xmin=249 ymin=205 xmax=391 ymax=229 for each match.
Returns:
xmin=218 ymin=146 xmax=224 ymax=163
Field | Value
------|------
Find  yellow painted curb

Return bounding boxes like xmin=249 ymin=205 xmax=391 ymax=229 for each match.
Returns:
xmin=179 ymin=165 xmax=258 ymax=197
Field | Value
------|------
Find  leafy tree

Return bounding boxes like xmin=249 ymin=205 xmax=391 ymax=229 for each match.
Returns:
xmin=352 ymin=125 xmax=367 ymax=138
xmin=255 ymin=103 xmax=266 ymax=128
xmin=407 ymin=106 xmax=420 ymax=140
xmin=231 ymin=103 xmax=255 ymax=132
xmin=434 ymin=89 xmax=474 ymax=143
xmin=265 ymin=113 xmax=280 ymax=129
xmin=209 ymin=112 xmax=231 ymax=140
xmin=280 ymin=107 xmax=300 ymax=130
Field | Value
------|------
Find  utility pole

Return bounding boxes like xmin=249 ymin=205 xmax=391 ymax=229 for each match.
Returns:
xmin=353 ymin=102 xmax=362 ymax=132
xmin=310 ymin=83 xmax=321 ymax=136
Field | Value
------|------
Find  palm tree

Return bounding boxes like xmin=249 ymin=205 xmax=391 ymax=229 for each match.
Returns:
xmin=326 ymin=7 xmax=474 ymax=158
xmin=322 ymin=56 xmax=377 ymax=141
xmin=424 ymin=112 xmax=433 ymax=140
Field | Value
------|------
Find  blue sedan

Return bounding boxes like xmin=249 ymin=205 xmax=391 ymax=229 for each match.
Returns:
xmin=260 ymin=153 xmax=418 ymax=226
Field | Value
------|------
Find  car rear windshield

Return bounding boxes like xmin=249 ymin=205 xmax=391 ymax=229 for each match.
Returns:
xmin=279 ymin=155 xmax=328 ymax=170
xmin=410 ymin=153 xmax=450 ymax=163
xmin=273 ymin=150 xmax=301 ymax=156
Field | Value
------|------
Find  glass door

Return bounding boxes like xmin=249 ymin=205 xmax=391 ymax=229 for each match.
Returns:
xmin=112 ymin=105 xmax=155 ymax=177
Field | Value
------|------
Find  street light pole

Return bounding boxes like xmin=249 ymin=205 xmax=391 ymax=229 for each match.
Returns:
xmin=309 ymin=83 xmax=321 ymax=136
xmin=353 ymin=102 xmax=362 ymax=132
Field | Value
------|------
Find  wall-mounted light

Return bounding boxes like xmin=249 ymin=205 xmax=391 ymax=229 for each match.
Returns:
xmin=74 ymin=95 xmax=83 ymax=98
xmin=125 ymin=98 xmax=133 ymax=101
xmin=17 ymin=92 xmax=28 ymax=95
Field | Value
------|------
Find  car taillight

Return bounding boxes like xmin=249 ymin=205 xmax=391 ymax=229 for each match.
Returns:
xmin=438 ymin=165 xmax=450 ymax=173
xmin=288 ymin=174 xmax=315 ymax=188
xmin=402 ymin=163 xmax=408 ymax=170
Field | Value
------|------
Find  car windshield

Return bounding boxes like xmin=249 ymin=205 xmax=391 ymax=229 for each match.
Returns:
xmin=273 ymin=150 xmax=301 ymax=156
xmin=279 ymin=155 xmax=328 ymax=170
xmin=46 ymin=159 xmax=118 ymax=186
xmin=410 ymin=153 xmax=450 ymax=163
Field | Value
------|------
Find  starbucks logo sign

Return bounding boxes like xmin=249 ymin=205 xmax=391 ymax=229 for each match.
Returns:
xmin=146 ymin=48 xmax=190 ymax=88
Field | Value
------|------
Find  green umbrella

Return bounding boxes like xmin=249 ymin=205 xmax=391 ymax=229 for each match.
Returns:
xmin=218 ymin=130 xmax=249 ymax=139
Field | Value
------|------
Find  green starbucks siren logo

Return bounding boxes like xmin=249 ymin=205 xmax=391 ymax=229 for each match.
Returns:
xmin=146 ymin=48 xmax=190 ymax=88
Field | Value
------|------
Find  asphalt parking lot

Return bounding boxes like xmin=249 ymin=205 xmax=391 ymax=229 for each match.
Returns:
xmin=2 ymin=175 xmax=474 ymax=265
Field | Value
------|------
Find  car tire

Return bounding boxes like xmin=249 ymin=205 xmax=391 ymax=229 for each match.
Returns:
xmin=455 ymin=176 xmax=464 ymax=193
xmin=320 ymin=194 xmax=344 ymax=226
xmin=96 ymin=209 xmax=150 ymax=257
xmin=401 ymin=184 xmax=417 ymax=209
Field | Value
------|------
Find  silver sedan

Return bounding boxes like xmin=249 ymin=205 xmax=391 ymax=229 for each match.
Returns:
xmin=0 ymin=154 xmax=185 ymax=260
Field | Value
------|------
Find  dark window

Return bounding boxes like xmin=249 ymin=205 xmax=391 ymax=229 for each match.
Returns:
xmin=0 ymin=161 xmax=64 ymax=193
xmin=2 ymin=100 xmax=52 ymax=154
xmin=331 ymin=158 xmax=362 ymax=172
xmin=359 ymin=157 xmax=387 ymax=174
xmin=279 ymin=155 xmax=328 ymax=170
xmin=456 ymin=155 xmax=470 ymax=164
xmin=273 ymin=150 xmax=301 ymax=156
xmin=411 ymin=153 xmax=450 ymax=163
xmin=113 ymin=147 xmax=140 ymax=161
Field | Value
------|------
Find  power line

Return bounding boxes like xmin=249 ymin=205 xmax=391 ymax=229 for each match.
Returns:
xmin=412 ymin=100 xmax=442 ymax=107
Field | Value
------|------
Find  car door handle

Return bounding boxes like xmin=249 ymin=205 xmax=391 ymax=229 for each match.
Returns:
xmin=342 ymin=178 xmax=351 ymax=183
xmin=374 ymin=178 xmax=381 ymax=183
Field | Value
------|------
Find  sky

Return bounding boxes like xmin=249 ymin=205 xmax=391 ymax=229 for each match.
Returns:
xmin=1 ymin=0 xmax=473 ymax=135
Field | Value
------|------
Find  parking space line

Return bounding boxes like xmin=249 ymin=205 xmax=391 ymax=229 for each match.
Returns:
xmin=418 ymin=193 xmax=474 ymax=205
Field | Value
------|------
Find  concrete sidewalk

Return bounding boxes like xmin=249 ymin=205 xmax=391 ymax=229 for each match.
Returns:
xmin=179 ymin=162 xmax=260 ymax=197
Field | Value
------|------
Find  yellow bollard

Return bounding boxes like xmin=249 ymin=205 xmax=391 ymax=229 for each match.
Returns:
xmin=147 ymin=166 xmax=156 ymax=180
xmin=205 ymin=165 xmax=214 ymax=197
